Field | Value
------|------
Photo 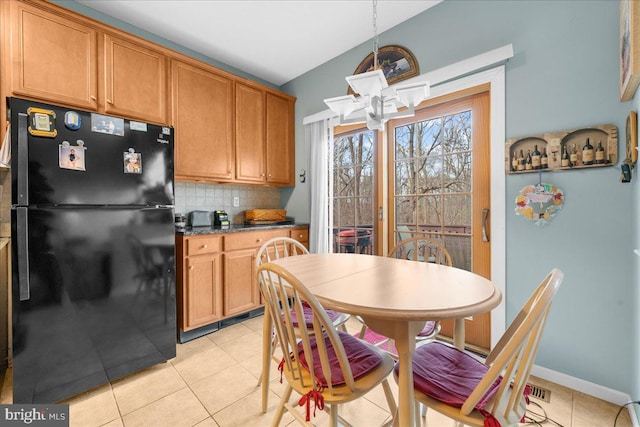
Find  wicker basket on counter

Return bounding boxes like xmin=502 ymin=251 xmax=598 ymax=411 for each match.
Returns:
xmin=245 ymin=209 xmax=287 ymax=221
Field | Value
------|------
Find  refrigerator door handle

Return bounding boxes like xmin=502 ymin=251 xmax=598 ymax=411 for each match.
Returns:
xmin=16 ymin=207 xmax=30 ymax=301
xmin=17 ymin=112 xmax=29 ymax=206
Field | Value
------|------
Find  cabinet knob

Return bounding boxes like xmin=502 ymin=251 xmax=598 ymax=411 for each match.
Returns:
xmin=106 ymin=99 xmax=113 ymax=104
xmin=201 ymin=244 xmax=208 ymax=249
xmin=189 ymin=266 xmax=194 ymax=270
xmin=261 ymin=174 xmax=265 ymax=177
xmin=256 ymin=238 xmax=262 ymax=242
xmin=298 ymin=234 xmax=303 ymax=238
xmin=90 ymin=95 xmax=97 ymax=101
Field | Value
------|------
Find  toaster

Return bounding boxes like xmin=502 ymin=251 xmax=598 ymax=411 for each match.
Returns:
xmin=188 ymin=210 xmax=211 ymax=227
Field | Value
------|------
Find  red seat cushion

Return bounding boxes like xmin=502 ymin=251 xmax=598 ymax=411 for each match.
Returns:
xmin=287 ymin=302 xmax=344 ymax=328
xmin=298 ymin=331 xmax=383 ymax=387
xmin=397 ymin=341 xmax=501 ymax=410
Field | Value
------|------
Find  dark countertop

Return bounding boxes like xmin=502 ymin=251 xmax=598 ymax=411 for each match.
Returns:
xmin=176 ymin=223 xmax=309 ymax=236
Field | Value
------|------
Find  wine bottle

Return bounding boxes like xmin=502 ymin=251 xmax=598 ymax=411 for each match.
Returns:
xmin=595 ymin=141 xmax=605 ymax=164
xmin=583 ymin=138 xmax=594 ymax=165
xmin=561 ymin=146 xmax=570 ymax=167
xmin=570 ymin=144 xmax=578 ymax=166
xmin=511 ymin=150 xmax=518 ymax=171
xmin=532 ymin=145 xmax=541 ymax=170
xmin=541 ymin=147 xmax=548 ymax=169
xmin=517 ymin=149 xmax=525 ymax=171
xmin=525 ymin=150 xmax=532 ymax=170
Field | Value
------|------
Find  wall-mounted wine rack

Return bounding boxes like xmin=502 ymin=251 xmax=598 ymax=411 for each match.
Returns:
xmin=505 ymin=124 xmax=618 ymax=174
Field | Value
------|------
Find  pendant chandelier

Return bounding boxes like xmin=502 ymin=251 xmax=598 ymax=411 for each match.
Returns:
xmin=324 ymin=0 xmax=430 ymax=131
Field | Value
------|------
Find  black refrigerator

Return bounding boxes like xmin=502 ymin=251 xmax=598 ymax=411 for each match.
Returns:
xmin=9 ymin=97 xmax=176 ymax=403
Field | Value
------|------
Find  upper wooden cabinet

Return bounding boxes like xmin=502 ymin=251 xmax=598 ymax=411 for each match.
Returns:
xmin=266 ymin=93 xmax=295 ymax=185
xmin=235 ymin=82 xmax=296 ymax=186
xmin=2 ymin=0 xmax=296 ymax=185
xmin=10 ymin=1 xmax=98 ymax=110
xmin=6 ymin=1 xmax=169 ymax=124
xmin=172 ymin=60 xmax=234 ymax=182
xmin=235 ymin=82 xmax=266 ymax=183
xmin=103 ymin=35 xmax=169 ymax=124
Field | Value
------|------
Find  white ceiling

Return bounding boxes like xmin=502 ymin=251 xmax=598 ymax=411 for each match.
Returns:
xmin=75 ymin=0 xmax=441 ymax=86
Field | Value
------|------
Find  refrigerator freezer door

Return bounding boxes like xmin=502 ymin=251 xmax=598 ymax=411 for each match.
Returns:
xmin=11 ymin=206 xmax=176 ymax=403
xmin=10 ymin=97 xmax=173 ymax=207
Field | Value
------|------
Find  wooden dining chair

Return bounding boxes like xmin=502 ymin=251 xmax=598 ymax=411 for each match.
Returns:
xmin=401 ymin=268 xmax=563 ymax=427
xmin=257 ymin=261 xmax=397 ymax=426
xmin=357 ymin=236 xmax=453 ymax=352
xmin=255 ymin=237 xmax=350 ymax=413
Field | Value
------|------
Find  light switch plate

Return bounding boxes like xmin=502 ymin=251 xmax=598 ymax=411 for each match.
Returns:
xmin=233 ymin=196 xmax=239 ymax=207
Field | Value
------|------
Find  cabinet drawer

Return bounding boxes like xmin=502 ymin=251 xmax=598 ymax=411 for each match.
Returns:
xmin=289 ymin=228 xmax=308 ymax=242
xmin=186 ymin=236 xmax=222 ymax=256
xmin=224 ymin=229 xmax=288 ymax=251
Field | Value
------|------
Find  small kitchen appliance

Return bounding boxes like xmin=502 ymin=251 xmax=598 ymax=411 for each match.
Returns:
xmin=213 ymin=210 xmax=230 ymax=227
xmin=188 ymin=210 xmax=211 ymax=227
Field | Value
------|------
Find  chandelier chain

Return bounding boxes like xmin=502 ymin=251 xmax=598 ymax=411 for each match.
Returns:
xmin=373 ymin=0 xmax=378 ymax=70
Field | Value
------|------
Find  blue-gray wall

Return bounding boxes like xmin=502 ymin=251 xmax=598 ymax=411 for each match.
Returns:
xmin=632 ymin=46 xmax=640 ymax=422
xmin=282 ymin=0 xmax=636 ymax=400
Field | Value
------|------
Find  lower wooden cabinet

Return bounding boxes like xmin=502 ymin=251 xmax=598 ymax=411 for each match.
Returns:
xmin=177 ymin=226 xmax=308 ymax=332
xmin=185 ymin=252 xmax=223 ymax=328
xmin=177 ymin=235 xmax=223 ymax=331
xmin=289 ymin=227 xmax=309 ymax=248
xmin=222 ymin=248 xmax=260 ymax=317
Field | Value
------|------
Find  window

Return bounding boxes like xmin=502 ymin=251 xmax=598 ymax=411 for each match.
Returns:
xmin=392 ymin=108 xmax=473 ymax=270
xmin=330 ymin=128 xmax=377 ymax=255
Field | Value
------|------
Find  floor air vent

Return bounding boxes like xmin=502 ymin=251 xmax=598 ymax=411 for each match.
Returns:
xmin=527 ymin=383 xmax=551 ymax=403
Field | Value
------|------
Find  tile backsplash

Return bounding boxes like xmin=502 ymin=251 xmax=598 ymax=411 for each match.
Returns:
xmin=174 ymin=182 xmax=282 ymax=224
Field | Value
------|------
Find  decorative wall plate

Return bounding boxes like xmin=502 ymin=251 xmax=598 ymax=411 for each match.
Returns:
xmin=515 ymin=183 xmax=564 ymax=226
xmin=348 ymin=45 xmax=419 ymax=95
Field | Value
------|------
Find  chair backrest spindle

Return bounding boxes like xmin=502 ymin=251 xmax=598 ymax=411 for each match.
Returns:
xmin=460 ymin=269 xmax=562 ymax=424
xmin=257 ymin=262 xmax=357 ymax=396
xmin=388 ymin=236 xmax=453 ymax=266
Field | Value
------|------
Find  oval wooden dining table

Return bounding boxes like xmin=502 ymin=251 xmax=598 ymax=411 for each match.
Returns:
xmin=265 ymin=253 xmax=502 ymax=427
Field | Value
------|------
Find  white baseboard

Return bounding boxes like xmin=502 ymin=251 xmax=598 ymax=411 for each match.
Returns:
xmin=531 ymin=365 xmax=639 ymax=427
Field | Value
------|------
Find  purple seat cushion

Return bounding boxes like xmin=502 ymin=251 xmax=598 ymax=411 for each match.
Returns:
xmin=298 ymin=331 xmax=383 ymax=387
xmin=287 ymin=302 xmax=344 ymax=329
xmin=417 ymin=321 xmax=437 ymax=337
xmin=396 ymin=341 xmax=501 ymax=410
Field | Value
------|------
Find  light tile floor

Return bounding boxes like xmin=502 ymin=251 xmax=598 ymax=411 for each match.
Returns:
xmin=0 ymin=316 xmax=634 ymax=427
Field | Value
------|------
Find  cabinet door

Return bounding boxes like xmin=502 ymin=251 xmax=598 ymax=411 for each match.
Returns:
xmin=184 ymin=254 xmax=223 ymax=330
xmin=223 ymin=248 xmax=260 ymax=316
xmin=289 ymin=227 xmax=309 ymax=249
xmin=11 ymin=2 xmax=98 ymax=110
xmin=172 ymin=61 xmax=234 ymax=182
xmin=266 ymin=93 xmax=295 ymax=185
xmin=104 ymin=35 xmax=168 ymax=124
xmin=235 ymin=82 xmax=265 ymax=183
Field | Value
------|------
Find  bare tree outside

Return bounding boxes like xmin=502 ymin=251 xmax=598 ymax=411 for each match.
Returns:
xmin=331 ymin=129 xmax=376 ymax=254
xmin=393 ymin=110 xmax=473 ymax=270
